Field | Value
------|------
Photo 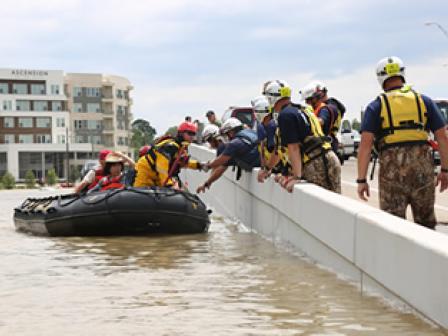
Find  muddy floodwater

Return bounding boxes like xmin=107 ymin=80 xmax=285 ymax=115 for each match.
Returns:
xmin=0 ymin=189 xmax=445 ymax=335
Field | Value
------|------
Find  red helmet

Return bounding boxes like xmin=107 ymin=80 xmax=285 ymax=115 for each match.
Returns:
xmin=178 ymin=121 xmax=198 ymax=133
xmin=99 ymin=149 xmax=112 ymax=161
xmin=139 ymin=145 xmax=151 ymax=157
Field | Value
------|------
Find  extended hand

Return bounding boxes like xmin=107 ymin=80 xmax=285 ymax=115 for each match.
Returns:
xmin=436 ymin=172 xmax=448 ymax=193
xmin=257 ymin=169 xmax=269 ymax=183
xmin=196 ymin=183 xmax=209 ymax=194
xmin=357 ymin=182 xmax=370 ymax=201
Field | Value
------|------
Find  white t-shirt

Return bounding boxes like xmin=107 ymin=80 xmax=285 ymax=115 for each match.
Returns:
xmin=81 ymin=169 xmax=96 ymax=185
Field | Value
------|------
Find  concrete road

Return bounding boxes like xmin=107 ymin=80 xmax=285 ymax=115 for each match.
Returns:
xmin=340 ymin=157 xmax=448 ymax=233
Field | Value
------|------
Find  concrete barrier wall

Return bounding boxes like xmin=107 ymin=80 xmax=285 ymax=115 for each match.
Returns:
xmin=182 ymin=144 xmax=448 ymax=329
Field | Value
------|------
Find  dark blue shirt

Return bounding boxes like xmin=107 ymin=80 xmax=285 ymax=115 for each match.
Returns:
xmin=257 ymin=120 xmax=277 ymax=152
xmin=278 ymin=104 xmax=310 ymax=145
xmin=217 ymin=142 xmax=236 ymax=166
xmin=316 ymin=106 xmax=333 ymax=135
xmin=361 ymin=91 xmax=446 ymax=134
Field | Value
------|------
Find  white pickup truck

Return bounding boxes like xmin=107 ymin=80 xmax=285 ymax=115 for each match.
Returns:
xmin=335 ymin=120 xmax=356 ymax=164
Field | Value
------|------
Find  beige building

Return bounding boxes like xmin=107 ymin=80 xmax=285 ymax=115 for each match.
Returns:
xmin=0 ymin=68 xmax=133 ymax=181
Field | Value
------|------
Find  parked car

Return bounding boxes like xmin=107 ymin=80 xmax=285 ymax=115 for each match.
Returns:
xmin=80 ymin=160 xmax=99 ymax=179
xmin=221 ymin=106 xmax=256 ymax=129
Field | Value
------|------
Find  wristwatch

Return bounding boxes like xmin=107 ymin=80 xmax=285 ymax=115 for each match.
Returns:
xmin=356 ymin=178 xmax=367 ymax=184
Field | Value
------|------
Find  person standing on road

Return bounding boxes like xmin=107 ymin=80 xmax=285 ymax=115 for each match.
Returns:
xmin=300 ymin=81 xmax=345 ymax=154
xmin=263 ymin=80 xmax=341 ymax=193
xmin=357 ymin=56 xmax=448 ymax=229
xmin=206 ymin=110 xmax=222 ymax=127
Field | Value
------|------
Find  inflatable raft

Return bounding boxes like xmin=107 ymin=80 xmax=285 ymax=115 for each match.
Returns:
xmin=14 ymin=187 xmax=210 ymax=236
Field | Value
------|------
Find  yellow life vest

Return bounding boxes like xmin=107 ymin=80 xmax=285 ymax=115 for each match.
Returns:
xmin=377 ymin=87 xmax=429 ymax=149
xmin=315 ymin=102 xmax=341 ymax=137
xmin=301 ymin=106 xmax=332 ymax=163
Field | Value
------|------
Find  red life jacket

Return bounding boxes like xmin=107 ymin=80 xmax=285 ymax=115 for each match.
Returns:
xmin=87 ymin=167 xmax=104 ymax=190
xmin=99 ymin=174 xmax=125 ymax=191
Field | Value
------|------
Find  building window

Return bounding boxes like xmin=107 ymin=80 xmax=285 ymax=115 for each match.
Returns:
xmin=56 ymin=118 xmax=65 ymax=128
xmin=0 ymin=83 xmax=8 ymax=94
xmin=117 ymin=120 xmax=124 ymax=130
xmin=52 ymin=101 xmax=62 ymax=111
xmin=116 ymin=89 xmax=124 ymax=99
xmin=51 ymin=85 xmax=60 ymax=95
xmin=33 ymin=101 xmax=48 ymax=111
xmin=117 ymin=136 xmax=125 ymax=146
xmin=2 ymin=100 xmax=12 ymax=111
xmin=73 ymin=87 xmax=82 ymax=97
xmin=4 ymin=117 xmax=14 ymax=128
xmin=18 ymin=117 xmax=33 ymax=128
xmin=116 ymin=105 xmax=124 ymax=115
xmin=13 ymin=83 xmax=27 ymax=94
xmin=16 ymin=100 xmax=31 ymax=111
xmin=31 ymin=83 xmax=46 ymax=95
xmin=36 ymin=117 xmax=51 ymax=128
xmin=89 ymin=135 xmax=102 ymax=144
xmin=73 ymin=103 xmax=83 ymax=112
xmin=36 ymin=134 xmax=51 ymax=143
xmin=4 ymin=134 xmax=15 ymax=144
xmin=19 ymin=134 xmax=33 ymax=143
xmin=57 ymin=135 xmax=66 ymax=144
xmin=87 ymin=103 xmax=101 ymax=113
xmin=87 ymin=120 xmax=102 ymax=130
xmin=75 ymin=135 xmax=88 ymax=143
xmin=86 ymin=87 xmax=101 ymax=97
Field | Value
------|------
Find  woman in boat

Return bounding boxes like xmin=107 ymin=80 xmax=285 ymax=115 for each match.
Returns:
xmin=88 ymin=152 xmax=135 ymax=193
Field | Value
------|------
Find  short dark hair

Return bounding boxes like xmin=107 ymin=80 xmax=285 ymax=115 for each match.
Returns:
xmin=206 ymin=110 xmax=215 ymax=117
xmin=185 ymin=116 xmax=192 ymax=122
xmin=103 ymin=162 xmax=124 ymax=176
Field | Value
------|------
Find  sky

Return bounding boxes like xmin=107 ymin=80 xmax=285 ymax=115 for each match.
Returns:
xmin=1 ymin=0 xmax=448 ymax=134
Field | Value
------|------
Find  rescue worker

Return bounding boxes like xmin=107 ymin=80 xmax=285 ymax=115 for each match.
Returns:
xmin=88 ymin=152 xmax=135 ymax=193
xmin=357 ymin=56 xmax=448 ymax=229
xmin=263 ymin=80 xmax=341 ymax=193
xmin=74 ymin=149 xmax=111 ymax=194
xmin=251 ymin=95 xmax=290 ymax=183
xmin=196 ymin=118 xmax=260 ymax=193
xmin=138 ymin=145 xmax=151 ymax=158
xmin=300 ymin=81 xmax=344 ymax=154
xmin=133 ymin=121 xmax=208 ymax=188
xmin=206 ymin=110 xmax=222 ymax=127
xmin=196 ymin=124 xmax=235 ymax=193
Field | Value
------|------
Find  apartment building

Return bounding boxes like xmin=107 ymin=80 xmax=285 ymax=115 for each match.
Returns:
xmin=0 ymin=68 xmax=133 ymax=181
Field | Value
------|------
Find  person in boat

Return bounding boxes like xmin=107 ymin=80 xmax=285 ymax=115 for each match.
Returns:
xmin=74 ymin=149 xmax=111 ymax=194
xmin=88 ymin=152 xmax=135 ymax=193
xmin=133 ymin=121 xmax=208 ymax=189
xmin=197 ymin=117 xmax=260 ymax=193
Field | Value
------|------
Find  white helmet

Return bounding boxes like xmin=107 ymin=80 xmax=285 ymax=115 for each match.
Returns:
xmin=220 ymin=117 xmax=243 ymax=134
xmin=300 ymin=80 xmax=327 ymax=101
xmin=251 ymin=95 xmax=271 ymax=123
xmin=202 ymin=124 xmax=220 ymax=142
xmin=262 ymin=80 xmax=291 ymax=107
xmin=376 ymin=56 xmax=405 ymax=88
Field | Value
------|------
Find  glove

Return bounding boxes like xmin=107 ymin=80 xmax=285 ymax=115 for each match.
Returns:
xmin=198 ymin=162 xmax=210 ymax=172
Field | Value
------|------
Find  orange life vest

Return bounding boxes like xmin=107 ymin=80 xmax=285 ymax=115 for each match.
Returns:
xmin=98 ymin=174 xmax=125 ymax=191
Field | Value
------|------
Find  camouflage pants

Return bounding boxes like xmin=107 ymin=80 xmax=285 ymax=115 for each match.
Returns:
xmin=303 ymin=150 xmax=341 ymax=193
xmin=379 ymin=144 xmax=436 ymax=229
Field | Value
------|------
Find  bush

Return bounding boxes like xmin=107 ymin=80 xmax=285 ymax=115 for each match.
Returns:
xmin=69 ymin=167 xmax=80 ymax=184
xmin=46 ymin=168 xmax=58 ymax=186
xmin=2 ymin=172 xmax=15 ymax=189
xmin=0 ymin=182 xmax=4 ymax=190
xmin=25 ymin=170 xmax=36 ymax=189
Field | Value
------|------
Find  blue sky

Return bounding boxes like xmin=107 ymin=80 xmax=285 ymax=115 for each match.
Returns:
xmin=1 ymin=0 xmax=447 ymax=133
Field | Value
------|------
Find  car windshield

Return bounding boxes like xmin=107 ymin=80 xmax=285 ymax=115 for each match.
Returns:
xmin=233 ymin=109 xmax=254 ymax=128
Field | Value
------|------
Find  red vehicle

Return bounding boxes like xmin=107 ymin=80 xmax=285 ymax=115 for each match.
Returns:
xmin=221 ymin=106 xmax=256 ymax=129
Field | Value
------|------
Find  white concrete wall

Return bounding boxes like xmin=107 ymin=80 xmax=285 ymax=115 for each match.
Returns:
xmin=182 ymin=144 xmax=448 ymax=329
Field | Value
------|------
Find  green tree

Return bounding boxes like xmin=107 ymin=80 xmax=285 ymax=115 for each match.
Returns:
xmin=352 ymin=118 xmax=361 ymax=132
xmin=165 ymin=126 xmax=178 ymax=137
xmin=2 ymin=172 xmax=15 ymax=189
xmin=25 ymin=170 xmax=36 ymax=189
xmin=131 ymin=119 xmax=157 ymax=157
xmin=46 ymin=168 xmax=58 ymax=186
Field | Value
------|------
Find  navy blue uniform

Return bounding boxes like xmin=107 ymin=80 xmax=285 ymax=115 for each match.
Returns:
xmin=277 ymin=104 xmax=310 ymax=145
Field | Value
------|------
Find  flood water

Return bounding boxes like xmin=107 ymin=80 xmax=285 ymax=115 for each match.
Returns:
xmin=0 ymin=189 xmax=445 ymax=335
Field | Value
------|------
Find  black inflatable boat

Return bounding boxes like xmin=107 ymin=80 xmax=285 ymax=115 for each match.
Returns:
xmin=14 ymin=187 xmax=210 ymax=236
